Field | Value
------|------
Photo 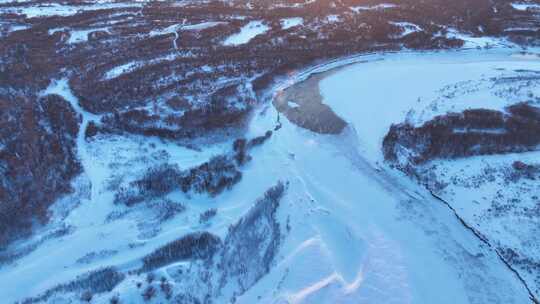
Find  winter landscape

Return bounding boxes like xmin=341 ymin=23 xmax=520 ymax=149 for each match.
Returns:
xmin=1 ymin=0 xmax=540 ymax=303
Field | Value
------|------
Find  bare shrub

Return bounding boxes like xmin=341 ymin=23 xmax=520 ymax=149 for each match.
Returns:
xmin=142 ymin=286 xmax=156 ymax=301
xmin=199 ymin=208 xmax=217 ymax=224
xmin=140 ymin=232 xmax=221 ymax=272
xmin=160 ymin=277 xmax=173 ymax=300
xmin=179 ymin=155 xmax=242 ymax=196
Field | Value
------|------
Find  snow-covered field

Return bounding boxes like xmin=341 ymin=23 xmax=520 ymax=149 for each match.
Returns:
xmin=2 ymin=46 xmax=540 ymax=303
xmin=223 ymin=20 xmax=270 ymax=46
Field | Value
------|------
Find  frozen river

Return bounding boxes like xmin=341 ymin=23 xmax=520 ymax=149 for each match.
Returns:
xmin=239 ymin=48 xmax=540 ymax=303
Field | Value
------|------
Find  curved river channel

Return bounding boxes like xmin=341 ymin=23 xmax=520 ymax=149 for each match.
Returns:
xmin=239 ymin=48 xmax=540 ymax=304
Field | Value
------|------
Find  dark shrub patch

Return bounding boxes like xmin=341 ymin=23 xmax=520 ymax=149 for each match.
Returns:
xmin=141 ymin=232 xmax=221 ymax=272
xmin=179 ymin=155 xmax=242 ymax=197
xmin=383 ymin=103 xmax=540 ymax=165
xmin=248 ymin=130 xmax=273 ymax=148
xmin=199 ymin=208 xmax=218 ymax=224
xmin=133 ymin=164 xmax=183 ymax=197
xmin=21 ymin=267 xmax=125 ymax=304
xmin=85 ymin=121 xmax=100 ymax=139
xmin=142 ymin=286 xmax=156 ymax=301
xmin=0 ymin=93 xmax=81 ymax=248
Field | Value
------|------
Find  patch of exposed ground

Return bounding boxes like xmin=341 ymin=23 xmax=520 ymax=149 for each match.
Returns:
xmin=273 ymin=70 xmax=347 ymax=134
